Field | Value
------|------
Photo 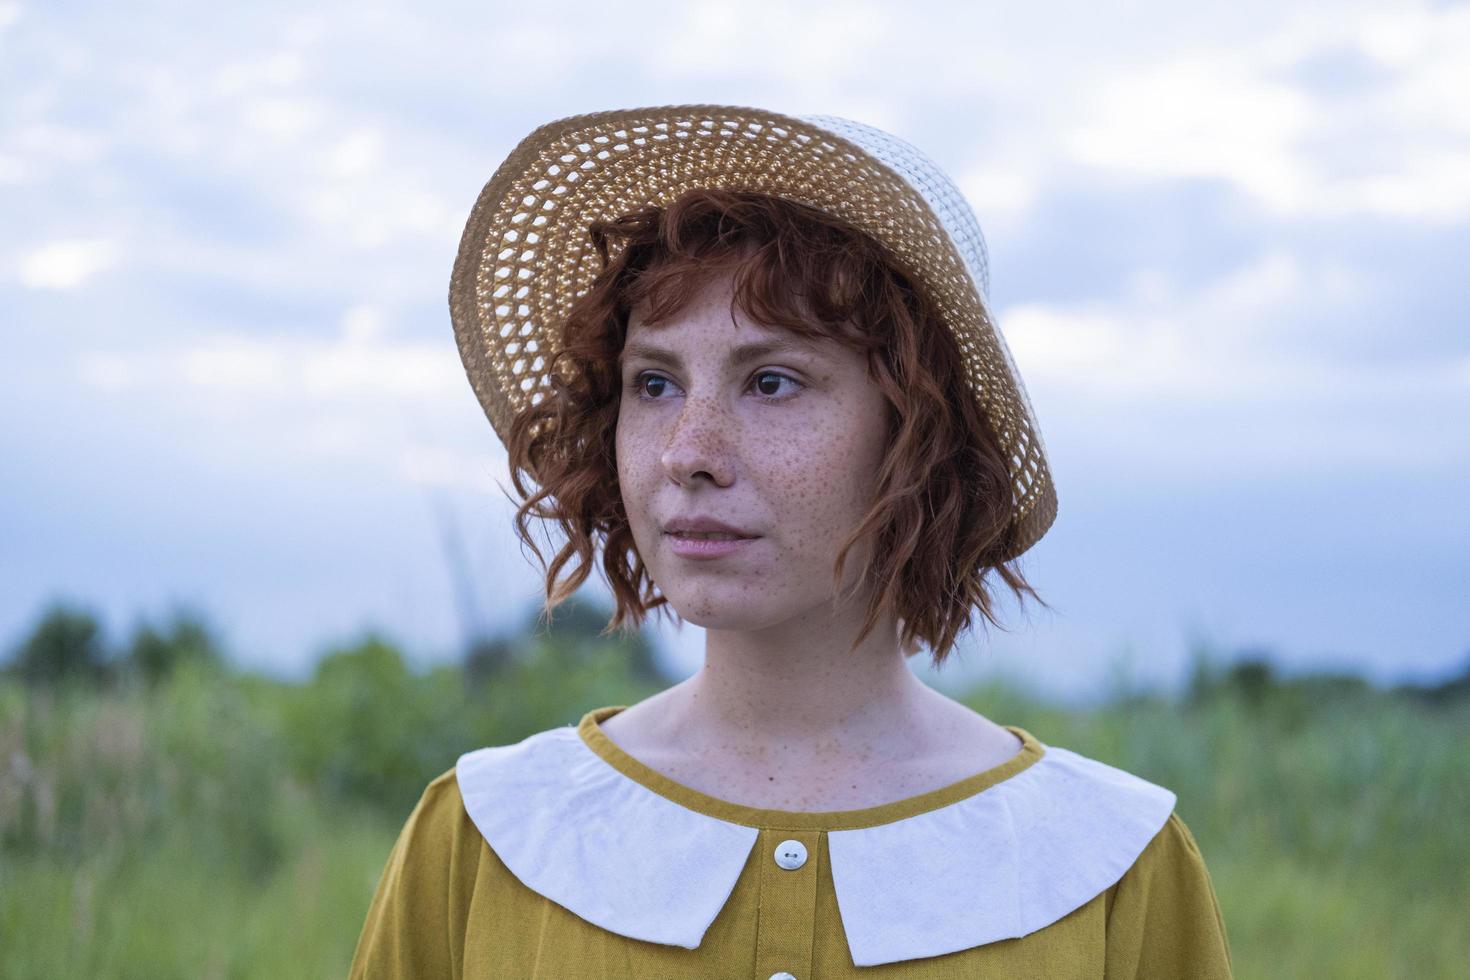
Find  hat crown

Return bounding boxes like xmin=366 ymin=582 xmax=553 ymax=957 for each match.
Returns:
xmin=799 ymin=114 xmax=992 ymax=305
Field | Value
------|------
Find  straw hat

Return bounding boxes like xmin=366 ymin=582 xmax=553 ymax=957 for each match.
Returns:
xmin=448 ymin=104 xmax=1057 ymax=561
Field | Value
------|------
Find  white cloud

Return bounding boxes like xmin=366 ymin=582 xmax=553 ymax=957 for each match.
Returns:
xmin=1002 ymin=303 xmax=1217 ymax=401
xmin=211 ymin=49 xmax=305 ymax=97
xmin=301 ymin=181 xmax=457 ymax=249
xmin=1068 ymin=53 xmax=1313 ymax=213
xmin=75 ymin=351 xmax=142 ymax=391
xmin=341 ymin=303 xmax=386 ymax=343
xmin=17 ymin=238 xmax=117 ymax=288
xmin=10 ymin=121 xmax=108 ymax=167
xmin=76 ymin=327 xmax=463 ymax=403
xmin=1000 ymin=248 xmax=1397 ymax=406
xmin=178 ymin=339 xmax=288 ymax=392
xmin=72 ymin=322 xmax=484 ymax=492
xmin=0 ymin=153 xmax=25 ymax=183
xmin=1064 ymin=2 xmax=1470 ymax=220
xmin=301 ymin=333 xmax=460 ymax=398
xmin=322 ymin=127 xmax=385 ymax=179
xmin=241 ymin=96 xmax=324 ymax=141
xmin=651 ymin=1 xmax=893 ymax=80
xmin=1194 ymin=250 xmax=1303 ymax=318
xmin=956 ymin=165 xmax=1038 ymax=239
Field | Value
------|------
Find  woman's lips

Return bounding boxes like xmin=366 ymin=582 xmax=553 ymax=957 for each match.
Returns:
xmin=664 ymin=531 xmax=759 ymax=560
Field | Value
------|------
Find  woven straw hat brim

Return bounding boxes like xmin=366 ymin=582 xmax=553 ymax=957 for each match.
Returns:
xmin=448 ymin=104 xmax=1057 ymax=562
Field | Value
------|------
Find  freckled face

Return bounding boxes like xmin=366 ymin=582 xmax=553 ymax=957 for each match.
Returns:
xmin=615 ymin=270 xmax=892 ymax=629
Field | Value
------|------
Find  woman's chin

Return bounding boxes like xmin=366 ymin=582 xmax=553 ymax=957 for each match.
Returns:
xmin=662 ymin=595 xmax=794 ymax=633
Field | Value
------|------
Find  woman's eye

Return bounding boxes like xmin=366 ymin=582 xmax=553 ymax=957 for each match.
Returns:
xmin=632 ymin=371 xmax=676 ymax=399
xmin=751 ymin=371 xmax=801 ymax=399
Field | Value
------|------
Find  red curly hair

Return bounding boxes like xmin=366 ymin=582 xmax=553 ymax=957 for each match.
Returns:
xmin=503 ymin=188 xmax=1047 ymax=669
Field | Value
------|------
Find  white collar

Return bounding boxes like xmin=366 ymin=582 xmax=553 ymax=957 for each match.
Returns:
xmin=456 ymin=709 xmax=1175 ymax=968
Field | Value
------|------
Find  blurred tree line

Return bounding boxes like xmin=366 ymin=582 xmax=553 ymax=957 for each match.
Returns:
xmin=16 ymin=597 xmax=1466 ymax=713
xmin=4 ymin=595 xmax=667 ymax=694
xmin=1183 ymin=643 xmax=1470 ymax=720
xmin=5 ymin=601 xmax=226 ymax=689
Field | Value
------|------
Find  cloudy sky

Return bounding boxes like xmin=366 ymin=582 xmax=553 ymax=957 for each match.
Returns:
xmin=3 ymin=0 xmax=1466 ymax=702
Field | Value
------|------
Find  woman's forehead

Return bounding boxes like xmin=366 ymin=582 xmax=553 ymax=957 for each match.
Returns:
xmin=621 ymin=297 xmax=853 ymax=356
xmin=627 ymin=287 xmax=850 ymax=345
xmin=619 ymin=331 xmax=827 ymax=370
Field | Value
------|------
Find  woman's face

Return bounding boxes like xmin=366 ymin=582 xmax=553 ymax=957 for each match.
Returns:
xmin=615 ymin=269 xmax=892 ymax=629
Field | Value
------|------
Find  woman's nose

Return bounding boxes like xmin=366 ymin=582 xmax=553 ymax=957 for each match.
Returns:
xmin=660 ymin=394 xmax=735 ymax=487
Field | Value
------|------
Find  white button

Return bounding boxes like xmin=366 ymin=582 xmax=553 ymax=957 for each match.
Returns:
xmin=773 ymin=839 xmax=807 ymax=870
xmin=769 ymin=973 xmax=797 ymax=980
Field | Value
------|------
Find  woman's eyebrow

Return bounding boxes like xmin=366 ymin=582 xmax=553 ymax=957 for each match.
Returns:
xmin=620 ymin=338 xmax=819 ymax=369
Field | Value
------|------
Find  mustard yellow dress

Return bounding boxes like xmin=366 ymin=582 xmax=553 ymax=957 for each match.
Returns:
xmin=350 ymin=705 xmax=1233 ymax=978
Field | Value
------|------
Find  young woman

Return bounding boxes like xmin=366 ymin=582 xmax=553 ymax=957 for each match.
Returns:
xmin=350 ymin=105 xmax=1233 ymax=978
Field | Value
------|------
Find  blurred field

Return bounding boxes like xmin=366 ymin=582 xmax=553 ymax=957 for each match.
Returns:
xmin=2 ymin=599 xmax=1466 ymax=979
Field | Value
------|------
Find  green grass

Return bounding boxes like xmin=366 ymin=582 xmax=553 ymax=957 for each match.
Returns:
xmin=1 ymin=815 xmax=391 ymax=979
xmin=2 ymin=647 xmax=1466 ymax=978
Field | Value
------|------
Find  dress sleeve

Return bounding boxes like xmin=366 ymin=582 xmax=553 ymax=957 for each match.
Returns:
xmin=348 ymin=769 xmax=482 ymax=980
xmin=1104 ymin=810 xmax=1234 ymax=979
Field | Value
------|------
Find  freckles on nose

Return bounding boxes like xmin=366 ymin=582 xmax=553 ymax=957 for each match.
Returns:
xmin=671 ymin=398 xmax=733 ymax=444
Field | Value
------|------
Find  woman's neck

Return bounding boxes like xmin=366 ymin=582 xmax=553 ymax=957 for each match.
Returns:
xmin=596 ymin=605 xmax=1022 ymax=811
xmin=644 ymin=602 xmax=965 ymax=772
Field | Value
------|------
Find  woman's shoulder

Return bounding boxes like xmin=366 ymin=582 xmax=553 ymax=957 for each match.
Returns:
xmin=1112 ymin=808 xmax=1217 ymax=896
xmin=414 ymin=765 xmax=466 ymax=814
xmin=1016 ymin=732 xmax=1204 ymax=881
xmin=349 ymin=767 xmax=508 ymax=978
xmin=1142 ymin=809 xmax=1209 ymax=860
xmin=1020 ymin=737 xmax=1233 ymax=975
xmin=389 ymin=765 xmax=480 ymax=860
xmin=1102 ymin=808 xmax=1234 ymax=975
